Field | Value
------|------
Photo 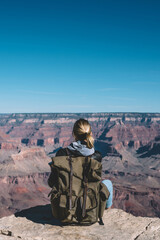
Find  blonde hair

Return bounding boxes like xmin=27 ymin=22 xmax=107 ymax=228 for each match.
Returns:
xmin=72 ymin=118 xmax=94 ymax=149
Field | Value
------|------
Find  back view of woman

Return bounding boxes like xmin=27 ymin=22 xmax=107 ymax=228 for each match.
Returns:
xmin=48 ymin=118 xmax=113 ymax=224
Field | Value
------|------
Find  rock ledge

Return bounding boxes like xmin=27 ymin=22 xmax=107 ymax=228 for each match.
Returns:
xmin=0 ymin=205 xmax=160 ymax=240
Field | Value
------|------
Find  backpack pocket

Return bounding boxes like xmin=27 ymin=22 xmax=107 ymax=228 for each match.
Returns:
xmin=86 ymin=188 xmax=97 ymax=211
xmin=51 ymin=193 xmax=68 ymax=220
xmin=59 ymin=194 xmax=77 ymax=209
xmin=77 ymin=188 xmax=98 ymax=224
xmin=51 ymin=191 xmax=78 ymax=221
xmin=50 ymin=191 xmax=60 ymax=219
xmin=79 ymin=188 xmax=97 ymax=212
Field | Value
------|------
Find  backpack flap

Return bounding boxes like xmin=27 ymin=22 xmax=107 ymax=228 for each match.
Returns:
xmin=51 ymin=156 xmax=84 ymax=180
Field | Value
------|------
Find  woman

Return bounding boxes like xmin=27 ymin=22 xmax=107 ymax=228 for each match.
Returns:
xmin=48 ymin=118 xmax=113 ymax=209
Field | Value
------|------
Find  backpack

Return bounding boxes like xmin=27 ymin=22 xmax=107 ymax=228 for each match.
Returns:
xmin=48 ymin=151 xmax=110 ymax=225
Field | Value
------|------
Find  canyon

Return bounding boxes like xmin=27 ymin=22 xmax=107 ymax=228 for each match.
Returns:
xmin=0 ymin=112 xmax=160 ymax=218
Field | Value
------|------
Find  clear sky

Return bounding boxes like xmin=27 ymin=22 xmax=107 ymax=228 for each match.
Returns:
xmin=0 ymin=0 xmax=160 ymax=113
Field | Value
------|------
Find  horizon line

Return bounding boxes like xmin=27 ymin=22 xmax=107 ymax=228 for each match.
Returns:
xmin=0 ymin=111 xmax=160 ymax=115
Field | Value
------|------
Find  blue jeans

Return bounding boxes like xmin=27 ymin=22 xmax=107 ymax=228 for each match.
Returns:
xmin=102 ymin=179 xmax=113 ymax=208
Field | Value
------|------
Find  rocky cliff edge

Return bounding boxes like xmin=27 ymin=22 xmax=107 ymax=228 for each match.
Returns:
xmin=0 ymin=205 xmax=159 ymax=240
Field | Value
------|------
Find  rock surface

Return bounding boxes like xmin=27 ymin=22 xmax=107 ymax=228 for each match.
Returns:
xmin=0 ymin=206 xmax=159 ymax=240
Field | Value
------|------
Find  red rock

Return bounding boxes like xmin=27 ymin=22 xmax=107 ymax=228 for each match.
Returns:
xmin=0 ymin=113 xmax=160 ymax=218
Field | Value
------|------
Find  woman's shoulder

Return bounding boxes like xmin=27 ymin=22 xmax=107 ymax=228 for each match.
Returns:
xmin=55 ymin=147 xmax=73 ymax=156
xmin=55 ymin=147 xmax=102 ymax=162
xmin=55 ymin=148 xmax=67 ymax=156
xmin=91 ymin=150 xmax=102 ymax=162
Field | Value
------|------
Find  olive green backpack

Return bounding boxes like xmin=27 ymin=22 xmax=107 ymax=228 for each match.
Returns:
xmin=48 ymin=152 xmax=110 ymax=225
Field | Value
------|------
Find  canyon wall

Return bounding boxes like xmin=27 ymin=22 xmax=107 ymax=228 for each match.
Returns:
xmin=0 ymin=113 xmax=160 ymax=217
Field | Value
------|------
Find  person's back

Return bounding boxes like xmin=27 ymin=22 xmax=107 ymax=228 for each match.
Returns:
xmin=48 ymin=118 xmax=113 ymax=225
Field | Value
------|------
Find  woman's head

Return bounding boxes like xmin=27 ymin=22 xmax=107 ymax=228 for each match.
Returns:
xmin=72 ymin=118 xmax=94 ymax=149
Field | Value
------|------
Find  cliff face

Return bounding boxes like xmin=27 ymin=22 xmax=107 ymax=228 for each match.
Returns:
xmin=0 ymin=113 xmax=160 ymax=218
xmin=0 ymin=113 xmax=160 ymax=151
xmin=0 ymin=207 xmax=160 ymax=240
xmin=0 ymin=147 xmax=51 ymax=217
xmin=0 ymin=172 xmax=50 ymax=217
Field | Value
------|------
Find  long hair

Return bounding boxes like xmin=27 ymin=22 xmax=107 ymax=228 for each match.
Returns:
xmin=72 ymin=118 xmax=94 ymax=149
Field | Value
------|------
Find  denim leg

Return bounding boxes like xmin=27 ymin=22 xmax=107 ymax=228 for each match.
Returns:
xmin=102 ymin=179 xmax=113 ymax=208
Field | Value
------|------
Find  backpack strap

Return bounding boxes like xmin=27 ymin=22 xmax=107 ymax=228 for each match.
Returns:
xmin=68 ymin=155 xmax=73 ymax=210
xmin=66 ymin=148 xmax=71 ymax=156
xmin=66 ymin=148 xmax=73 ymax=210
xmin=82 ymin=156 xmax=89 ymax=218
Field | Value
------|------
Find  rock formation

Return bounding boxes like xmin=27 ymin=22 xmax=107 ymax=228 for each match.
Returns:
xmin=0 ymin=147 xmax=51 ymax=217
xmin=0 ymin=113 xmax=160 ymax=218
xmin=0 ymin=206 xmax=159 ymax=240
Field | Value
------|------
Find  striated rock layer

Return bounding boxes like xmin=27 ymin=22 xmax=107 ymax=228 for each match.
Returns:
xmin=0 ymin=112 xmax=160 ymax=151
xmin=0 ymin=147 xmax=51 ymax=217
xmin=0 ymin=113 xmax=160 ymax=218
xmin=0 ymin=207 xmax=160 ymax=240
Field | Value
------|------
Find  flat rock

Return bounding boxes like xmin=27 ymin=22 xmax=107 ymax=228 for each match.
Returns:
xmin=0 ymin=206 xmax=160 ymax=240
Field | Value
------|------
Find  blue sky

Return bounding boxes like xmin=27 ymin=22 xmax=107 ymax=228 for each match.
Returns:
xmin=0 ymin=0 xmax=160 ymax=113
